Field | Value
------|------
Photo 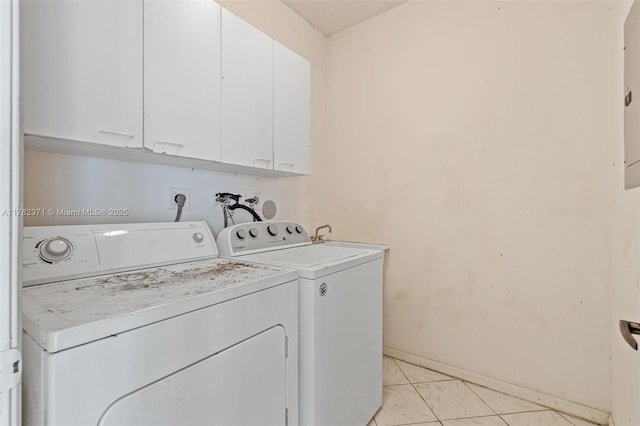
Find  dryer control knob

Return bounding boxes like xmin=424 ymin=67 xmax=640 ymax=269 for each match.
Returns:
xmin=236 ymin=229 xmax=247 ymax=240
xmin=39 ymin=237 xmax=72 ymax=263
xmin=286 ymin=225 xmax=294 ymax=234
xmin=249 ymin=228 xmax=259 ymax=238
xmin=295 ymin=225 xmax=303 ymax=234
xmin=267 ymin=224 xmax=278 ymax=236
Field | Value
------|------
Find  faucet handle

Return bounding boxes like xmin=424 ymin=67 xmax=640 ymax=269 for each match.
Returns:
xmin=312 ymin=224 xmax=332 ymax=244
xmin=244 ymin=196 xmax=259 ymax=205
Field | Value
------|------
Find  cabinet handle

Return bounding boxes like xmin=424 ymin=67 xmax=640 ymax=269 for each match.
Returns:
xmin=97 ymin=129 xmax=135 ymax=147
xmin=620 ymin=320 xmax=640 ymax=350
xmin=278 ymin=162 xmax=294 ymax=172
xmin=253 ymin=158 xmax=272 ymax=168
xmin=152 ymin=140 xmax=184 ymax=155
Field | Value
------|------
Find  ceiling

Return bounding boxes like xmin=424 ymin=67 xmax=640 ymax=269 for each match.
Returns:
xmin=282 ymin=0 xmax=409 ymax=37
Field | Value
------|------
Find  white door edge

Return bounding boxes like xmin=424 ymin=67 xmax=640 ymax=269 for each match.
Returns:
xmin=0 ymin=0 xmax=22 ymax=424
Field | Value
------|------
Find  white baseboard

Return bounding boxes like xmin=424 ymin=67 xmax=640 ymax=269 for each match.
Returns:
xmin=384 ymin=345 xmax=610 ymax=426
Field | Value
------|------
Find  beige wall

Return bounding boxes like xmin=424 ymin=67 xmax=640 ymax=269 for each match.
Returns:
xmin=24 ymin=0 xmax=326 ymax=236
xmin=314 ymin=0 xmax=624 ymax=410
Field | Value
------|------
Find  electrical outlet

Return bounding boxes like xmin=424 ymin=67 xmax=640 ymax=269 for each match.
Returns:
xmin=169 ymin=187 xmax=191 ymax=210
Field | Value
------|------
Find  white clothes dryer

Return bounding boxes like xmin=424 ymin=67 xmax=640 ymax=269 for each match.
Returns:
xmin=217 ymin=221 xmax=386 ymax=426
xmin=22 ymin=221 xmax=298 ymax=426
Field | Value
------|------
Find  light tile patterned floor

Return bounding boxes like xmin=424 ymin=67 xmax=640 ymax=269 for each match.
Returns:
xmin=369 ymin=357 xmax=602 ymax=426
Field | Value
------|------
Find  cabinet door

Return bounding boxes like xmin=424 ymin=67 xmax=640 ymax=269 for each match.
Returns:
xmin=274 ymin=42 xmax=311 ymax=174
xmin=144 ymin=0 xmax=221 ymax=161
xmin=626 ymin=1 xmax=640 ymax=188
xmin=21 ymin=0 xmax=143 ymax=148
xmin=221 ymin=9 xmax=274 ymax=169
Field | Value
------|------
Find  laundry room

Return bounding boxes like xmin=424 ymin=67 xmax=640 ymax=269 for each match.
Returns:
xmin=2 ymin=0 xmax=640 ymax=425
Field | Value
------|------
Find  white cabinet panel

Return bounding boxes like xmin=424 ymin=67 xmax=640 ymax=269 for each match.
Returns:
xmin=274 ymin=42 xmax=311 ymax=175
xmin=221 ymin=9 xmax=274 ymax=169
xmin=21 ymin=0 xmax=143 ymax=148
xmin=626 ymin=1 xmax=640 ymax=188
xmin=144 ymin=0 xmax=221 ymax=161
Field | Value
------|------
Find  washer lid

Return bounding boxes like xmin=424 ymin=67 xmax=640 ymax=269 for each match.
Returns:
xmin=241 ymin=244 xmax=383 ymax=279
xmin=22 ymin=258 xmax=297 ymax=353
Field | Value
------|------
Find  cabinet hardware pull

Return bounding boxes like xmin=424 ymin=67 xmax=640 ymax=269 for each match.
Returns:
xmin=97 ymin=129 xmax=136 ymax=147
xmin=153 ymin=140 xmax=184 ymax=154
xmin=278 ymin=162 xmax=294 ymax=172
xmin=253 ymin=158 xmax=272 ymax=168
xmin=98 ymin=129 xmax=134 ymax=138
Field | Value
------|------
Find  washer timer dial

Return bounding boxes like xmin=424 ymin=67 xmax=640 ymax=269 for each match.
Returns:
xmin=38 ymin=237 xmax=72 ymax=263
xmin=267 ymin=224 xmax=278 ymax=236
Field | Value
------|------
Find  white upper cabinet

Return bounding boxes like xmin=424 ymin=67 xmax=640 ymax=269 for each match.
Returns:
xmin=221 ymin=9 xmax=274 ymax=169
xmin=274 ymin=42 xmax=311 ymax=175
xmin=21 ymin=2 xmax=311 ymax=176
xmin=21 ymin=0 xmax=143 ymax=148
xmin=144 ymin=0 xmax=221 ymax=161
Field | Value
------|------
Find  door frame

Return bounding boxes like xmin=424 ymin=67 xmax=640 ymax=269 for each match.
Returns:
xmin=0 ymin=0 xmax=22 ymax=424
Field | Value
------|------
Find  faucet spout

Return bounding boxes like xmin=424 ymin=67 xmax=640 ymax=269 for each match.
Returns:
xmin=313 ymin=224 xmax=332 ymax=243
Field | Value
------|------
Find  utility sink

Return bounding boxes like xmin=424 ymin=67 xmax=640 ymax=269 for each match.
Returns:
xmin=324 ymin=240 xmax=389 ymax=252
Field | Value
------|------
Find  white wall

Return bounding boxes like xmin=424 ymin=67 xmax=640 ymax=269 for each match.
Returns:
xmin=24 ymin=150 xmax=305 ymax=235
xmin=314 ymin=0 xmax=624 ymax=411
xmin=23 ymin=0 xmax=327 ymax=238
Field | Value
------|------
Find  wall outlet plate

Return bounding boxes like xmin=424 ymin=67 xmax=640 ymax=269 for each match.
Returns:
xmin=169 ymin=187 xmax=191 ymax=210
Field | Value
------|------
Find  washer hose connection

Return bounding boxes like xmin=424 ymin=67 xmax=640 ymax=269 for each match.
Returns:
xmin=174 ymin=193 xmax=187 ymax=222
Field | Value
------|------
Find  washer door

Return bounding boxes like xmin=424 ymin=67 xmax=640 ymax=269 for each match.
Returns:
xmin=99 ymin=326 xmax=287 ymax=426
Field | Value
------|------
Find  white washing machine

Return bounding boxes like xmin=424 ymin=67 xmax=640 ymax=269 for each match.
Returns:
xmin=217 ymin=222 xmax=386 ymax=426
xmin=21 ymin=221 xmax=298 ymax=426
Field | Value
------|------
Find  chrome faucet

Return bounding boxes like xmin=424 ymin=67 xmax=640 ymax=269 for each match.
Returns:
xmin=312 ymin=224 xmax=332 ymax=243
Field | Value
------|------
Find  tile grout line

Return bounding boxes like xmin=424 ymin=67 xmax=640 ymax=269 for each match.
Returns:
xmin=391 ymin=357 xmax=441 ymax=423
xmin=395 ymin=357 xmax=506 ymax=422
xmin=461 ymin=380 xmax=500 ymax=418
xmin=557 ymin=411 xmax=595 ymax=426
xmin=498 ymin=409 xmax=589 ymax=426
xmin=461 ymin=382 xmax=597 ymax=426
xmin=387 ymin=357 xmax=598 ymax=426
xmin=390 ymin=357 xmax=412 ymax=384
xmin=393 ymin=357 xmax=502 ymax=424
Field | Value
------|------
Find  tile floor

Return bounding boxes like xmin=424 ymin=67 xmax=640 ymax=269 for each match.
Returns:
xmin=370 ymin=357 xmax=601 ymax=426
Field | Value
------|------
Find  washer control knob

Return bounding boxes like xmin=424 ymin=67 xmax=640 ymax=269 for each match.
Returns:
xmin=286 ymin=225 xmax=294 ymax=234
xmin=193 ymin=232 xmax=204 ymax=243
xmin=295 ymin=225 xmax=303 ymax=234
xmin=39 ymin=237 xmax=72 ymax=263
xmin=267 ymin=224 xmax=278 ymax=236
xmin=249 ymin=228 xmax=259 ymax=238
xmin=236 ymin=229 xmax=247 ymax=240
